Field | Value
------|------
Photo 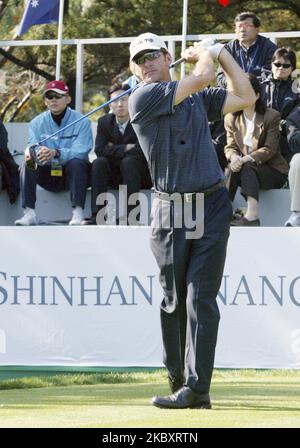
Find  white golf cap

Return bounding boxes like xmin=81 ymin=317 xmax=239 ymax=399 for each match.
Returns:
xmin=130 ymin=33 xmax=168 ymax=61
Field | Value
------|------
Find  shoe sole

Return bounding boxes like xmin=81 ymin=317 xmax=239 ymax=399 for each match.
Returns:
xmin=15 ymin=222 xmax=36 ymax=226
xmin=152 ymin=401 xmax=212 ymax=410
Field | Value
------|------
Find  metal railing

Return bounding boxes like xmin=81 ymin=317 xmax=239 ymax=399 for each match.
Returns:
xmin=0 ymin=31 xmax=299 ymax=113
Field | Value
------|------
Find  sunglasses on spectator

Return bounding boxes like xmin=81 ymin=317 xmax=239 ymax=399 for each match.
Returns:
xmin=272 ymin=62 xmax=292 ymax=69
xmin=134 ymin=50 xmax=162 ymax=65
xmin=44 ymin=92 xmax=66 ymax=100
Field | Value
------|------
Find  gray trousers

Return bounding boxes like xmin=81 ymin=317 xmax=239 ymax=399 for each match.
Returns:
xmin=289 ymin=154 xmax=300 ymax=212
xmin=150 ymin=188 xmax=232 ymax=394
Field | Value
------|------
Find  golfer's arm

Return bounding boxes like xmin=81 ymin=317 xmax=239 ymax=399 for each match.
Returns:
xmin=219 ymin=48 xmax=256 ymax=115
xmin=174 ymin=52 xmax=215 ymax=106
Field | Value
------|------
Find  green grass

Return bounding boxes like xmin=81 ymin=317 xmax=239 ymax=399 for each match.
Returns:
xmin=0 ymin=369 xmax=299 ymax=428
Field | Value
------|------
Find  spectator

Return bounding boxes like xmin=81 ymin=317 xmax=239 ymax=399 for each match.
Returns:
xmin=0 ymin=120 xmax=19 ymax=203
xmin=224 ymin=74 xmax=288 ymax=226
xmin=15 ymin=80 xmax=93 ymax=226
xmin=285 ymin=102 xmax=300 ymax=226
xmin=214 ymin=12 xmax=277 ymax=171
xmin=261 ymin=48 xmax=299 ymax=163
xmin=217 ymin=11 xmax=277 ymax=87
xmin=90 ymin=83 xmax=152 ymax=224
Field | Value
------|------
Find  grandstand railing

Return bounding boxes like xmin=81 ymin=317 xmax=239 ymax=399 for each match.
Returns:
xmin=0 ymin=31 xmax=299 ymax=113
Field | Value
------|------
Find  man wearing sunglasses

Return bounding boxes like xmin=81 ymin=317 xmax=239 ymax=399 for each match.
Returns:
xmin=15 ymin=80 xmax=93 ymax=226
xmin=128 ymin=32 xmax=256 ymax=409
xmin=261 ymin=48 xmax=299 ymax=164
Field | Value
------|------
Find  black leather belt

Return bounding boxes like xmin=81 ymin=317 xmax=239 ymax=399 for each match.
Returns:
xmin=154 ymin=180 xmax=225 ymax=203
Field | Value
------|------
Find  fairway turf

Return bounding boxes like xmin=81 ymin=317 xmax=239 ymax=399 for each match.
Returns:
xmin=0 ymin=369 xmax=299 ymax=428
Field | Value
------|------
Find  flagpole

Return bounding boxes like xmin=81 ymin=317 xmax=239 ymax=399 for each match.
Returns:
xmin=55 ymin=0 xmax=64 ymax=80
xmin=180 ymin=0 xmax=188 ymax=79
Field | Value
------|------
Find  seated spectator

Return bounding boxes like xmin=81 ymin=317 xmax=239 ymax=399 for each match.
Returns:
xmin=285 ymin=103 xmax=300 ymax=226
xmin=0 ymin=120 xmax=19 ymax=203
xmin=90 ymin=83 xmax=152 ymax=224
xmin=15 ymin=80 xmax=93 ymax=226
xmin=224 ymin=74 xmax=289 ymax=226
xmin=261 ymin=48 xmax=299 ymax=163
xmin=217 ymin=11 xmax=277 ymax=87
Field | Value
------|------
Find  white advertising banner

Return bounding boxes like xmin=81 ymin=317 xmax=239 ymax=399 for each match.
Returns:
xmin=0 ymin=226 xmax=300 ymax=369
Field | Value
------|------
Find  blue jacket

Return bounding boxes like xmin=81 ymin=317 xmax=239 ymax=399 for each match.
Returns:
xmin=28 ymin=107 xmax=93 ymax=164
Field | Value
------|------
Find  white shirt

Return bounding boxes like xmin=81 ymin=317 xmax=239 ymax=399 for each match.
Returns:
xmin=243 ymin=112 xmax=256 ymax=151
xmin=116 ymin=119 xmax=129 ymax=135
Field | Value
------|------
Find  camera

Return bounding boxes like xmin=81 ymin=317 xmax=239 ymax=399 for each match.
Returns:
xmin=24 ymin=144 xmax=46 ymax=170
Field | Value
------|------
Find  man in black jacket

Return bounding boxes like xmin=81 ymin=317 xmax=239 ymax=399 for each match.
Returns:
xmin=90 ymin=83 xmax=152 ymax=224
xmin=0 ymin=120 xmax=19 ymax=204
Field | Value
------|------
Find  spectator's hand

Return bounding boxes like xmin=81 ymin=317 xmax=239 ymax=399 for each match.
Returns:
xmin=230 ymin=154 xmax=243 ymax=172
xmin=124 ymin=143 xmax=135 ymax=152
xmin=279 ymin=119 xmax=287 ymax=136
xmin=37 ymin=146 xmax=57 ymax=163
xmin=241 ymin=155 xmax=254 ymax=164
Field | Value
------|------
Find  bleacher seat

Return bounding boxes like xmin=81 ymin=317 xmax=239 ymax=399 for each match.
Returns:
xmin=0 ymin=123 xmax=292 ymax=227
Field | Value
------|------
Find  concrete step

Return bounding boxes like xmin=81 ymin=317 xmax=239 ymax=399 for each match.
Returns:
xmin=0 ymin=187 xmax=291 ymax=227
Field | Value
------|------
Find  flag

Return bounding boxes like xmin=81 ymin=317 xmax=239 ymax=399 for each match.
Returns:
xmin=18 ymin=0 xmax=60 ymax=36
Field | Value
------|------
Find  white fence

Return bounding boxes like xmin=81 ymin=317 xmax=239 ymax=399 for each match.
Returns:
xmin=0 ymin=31 xmax=299 ymax=113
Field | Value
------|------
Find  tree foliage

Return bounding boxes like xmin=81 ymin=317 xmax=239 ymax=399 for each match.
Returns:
xmin=0 ymin=0 xmax=299 ymax=121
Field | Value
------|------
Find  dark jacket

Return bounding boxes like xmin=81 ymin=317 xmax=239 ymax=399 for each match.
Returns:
xmin=0 ymin=121 xmax=20 ymax=203
xmin=260 ymin=75 xmax=300 ymax=161
xmin=95 ymin=113 xmax=145 ymax=161
xmin=286 ymin=106 xmax=300 ymax=154
xmin=217 ymin=35 xmax=277 ymax=87
xmin=261 ymin=75 xmax=300 ymax=119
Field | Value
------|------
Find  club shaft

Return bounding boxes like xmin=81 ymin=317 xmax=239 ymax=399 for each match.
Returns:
xmin=169 ymin=57 xmax=185 ymax=69
xmin=38 ymin=88 xmax=133 ymax=145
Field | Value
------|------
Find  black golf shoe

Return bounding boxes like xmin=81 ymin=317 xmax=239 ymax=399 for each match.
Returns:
xmin=152 ymin=386 xmax=212 ymax=409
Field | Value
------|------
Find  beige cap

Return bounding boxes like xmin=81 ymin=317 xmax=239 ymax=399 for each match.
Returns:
xmin=130 ymin=32 xmax=168 ymax=61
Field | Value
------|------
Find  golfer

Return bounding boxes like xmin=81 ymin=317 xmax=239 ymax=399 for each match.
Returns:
xmin=128 ymin=33 xmax=256 ymax=409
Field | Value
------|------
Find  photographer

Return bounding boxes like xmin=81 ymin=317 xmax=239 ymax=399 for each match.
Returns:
xmin=15 ymin=80 xmax=93 ymax=226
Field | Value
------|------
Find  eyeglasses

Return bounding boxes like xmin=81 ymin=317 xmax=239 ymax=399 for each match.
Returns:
xmin=134 ymin=50 xmax=162 ymax=65
xmin=273 ymin=62 xmax=292 ymax=69
xmin=235 ymin=22 xmax=256 ymax=30
xmin=44 ymin=92 xmax=66 ymax=100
